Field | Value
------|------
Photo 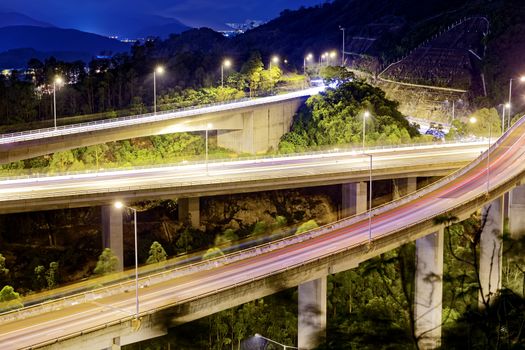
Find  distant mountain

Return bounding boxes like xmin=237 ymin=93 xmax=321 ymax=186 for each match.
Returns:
xmin=0 ymin=11 xmax=54 ymax=28
xmin=0 ymin=26 xmax=130 ymax=68
xmin=0 ymin=48 xmax=92 ymax=69
xmin=135 ymin=20 xmax=191 ymax=39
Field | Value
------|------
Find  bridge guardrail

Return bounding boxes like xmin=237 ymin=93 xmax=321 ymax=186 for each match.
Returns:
xmin=0 ymin=140 xmax=487 ymax=182
xmin=0 ymin=88 xmax=323 ymax=144
xmin=0 ymin=117 xmax=512 ymax=325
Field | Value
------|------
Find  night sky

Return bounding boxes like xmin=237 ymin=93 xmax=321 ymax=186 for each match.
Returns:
xmin=0 ymin=0 xmax=324 ymax=36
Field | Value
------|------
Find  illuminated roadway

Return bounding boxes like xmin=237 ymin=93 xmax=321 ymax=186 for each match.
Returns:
xmin=1 ymin=115 xmax=522 ymax=349
xmin=0 ymin=88 xmax=323 ymax=145
xmin=0 ymin=142 xmax=488 ymax=214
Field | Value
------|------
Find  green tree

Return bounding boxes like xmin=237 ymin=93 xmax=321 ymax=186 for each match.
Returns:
xmin=466 ymin=108 xmax=501 ymax=137
xmin=0 ymin=285 xmax=23 ymax=311
xmin=278 ymin=81 xmax=419 ymax=152
xmin=214 ymin=229 xmax=239 ymax=246
xmin=34 ymin=265 xmax=46 ymax=290
xmin=146 ymin=241 xmax=167 ymax=264
xmin=45 ymin=262 xmax=59 ymax=289
xmin=202 ymin=247 xmax=224 ymax=260
xmin=296 ymin=219 xmax=319 ymax=234
xmin=93 ymin=248 xmax=120 ymax=275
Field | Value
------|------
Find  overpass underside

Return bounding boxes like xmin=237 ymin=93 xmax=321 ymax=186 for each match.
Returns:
xmin=0 ymin=98 xmax=304 ymax=164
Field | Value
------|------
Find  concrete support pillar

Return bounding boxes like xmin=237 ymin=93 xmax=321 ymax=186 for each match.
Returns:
xmin=479 ymin=196 xmax=503 ymax=307
xmin=111 ymin=336 xmax=121 ymax=350
xmin=101 ymin=206 xmax=124 ymax=271
xmin=178 ymin=197 xmax=200 ymax=228
xmin=216 ymin=99 xmax=302 ymax=154
xmin=414 ymin=229 xmax=444 ymax=349
xmin=298 ymin=277 xmax=327 ymax=350
xmin=509 ymin=185 xmax=525 ymax=238
xmin=341 ymin=182 xmax=367 ymax=218
xmin=393 ymin=177 xmax=417 ymax=200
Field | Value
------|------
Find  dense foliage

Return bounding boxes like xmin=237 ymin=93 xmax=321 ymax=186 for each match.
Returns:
xmin=279 ymin=80 xmax=421 ymax=153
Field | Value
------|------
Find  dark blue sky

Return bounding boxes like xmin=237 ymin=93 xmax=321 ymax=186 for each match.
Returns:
xmin=1 ymin=0 xmax=324 ymax=36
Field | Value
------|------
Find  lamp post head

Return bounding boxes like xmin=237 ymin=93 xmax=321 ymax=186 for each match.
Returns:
xmin=469 ymin=116 xmax=477 ymax=124
xmin=271 ymin=56 xmax=280 ymax=64
xmin=223 ymin=59 xmax=232 ymax=68
xmin=306 ymin=53 xmax=313 ymax=61
xmin=364 ymin=111 xmax=370 ymax=118
xmin=155 ymin=66 xmax=165 ymax=75
xmin=254 ymin=333 xmax=261 ymax=338
xmin=330 ymin=51 xmax=337 ymax=58
xmin=54 ymin=76 xmax=63 ymax=85
xmin=520 ymin=76 xmax=525 ymax=82
xmin=114 ymin=201 xmax=124 ymax=209
xmin=505 ymin=102 xmax=511 ymax=109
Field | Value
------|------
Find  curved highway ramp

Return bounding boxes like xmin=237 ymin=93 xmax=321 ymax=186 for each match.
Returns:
xmin=1 ymin=117 xmax=524 ymax=349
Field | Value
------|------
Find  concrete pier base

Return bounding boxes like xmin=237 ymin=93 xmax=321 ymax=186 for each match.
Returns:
xmin=393 ymin=177 xmax=417 ymax=200
xmin=101 ymin=205 xmax=124 ymax=271
xmin=298 ymin=277 xmax=327 ymax=349
xmin=479 ymin=197 xmax=503 ymax=307
xmin=414 ymin=229 xmax=444 ymax=349
xmin=509 ymin=185 xmax=525 ymax=238
xmin=178 ymin=197 xmax=200 ymax=228
xmin=341 ymin=182 xmax=367 ymax=218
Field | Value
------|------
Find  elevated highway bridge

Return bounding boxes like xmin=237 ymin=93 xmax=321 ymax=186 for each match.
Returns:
xmin=0 ymin=115 xmax=523 ymax=349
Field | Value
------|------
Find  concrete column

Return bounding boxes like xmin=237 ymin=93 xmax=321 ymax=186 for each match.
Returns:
xmin=111 ymin=336 xmax=121 ymax=350
xmin=393 ymin=177 xmax=417 ymax=200
xmin=298 ymin=277 xmax=327 ymax=349
xmin=414 ymin=229 xmax=444 ymax=349
xmin=101 ymin=206 xmax=124 ymax=271
xmin=479 ymin=196 xmax=503 ymax=307
xmin=341 ymin=182 xmax=367 ymax=218
xmin=509 ymin=185 xmax=525 ymax=238
xmin=178 ymin=197 xmax=200 ymax=228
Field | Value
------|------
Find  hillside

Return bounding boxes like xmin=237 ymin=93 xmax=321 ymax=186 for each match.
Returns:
xmin=0 ymin=11 xmax=53 ymax=28
xmin=0 ymin=26 xmax=129 ymax=55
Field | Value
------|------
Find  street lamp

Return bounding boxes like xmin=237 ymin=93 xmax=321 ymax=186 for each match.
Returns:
xmin=114 ymin=201 xmax=139 ymax=321
xmin=329 ymin=50 xmax=337 ymax=66
xmin=254 ymin=333 xmax=298 ymax=349
xmin=323 ymin=52 xmax=329 ymax=66
xmin=53 ymin=76 xmax=63 ymax=129
xmin=221 ymin=59 xmax=232 ymax=88
xmin=364 ymin=154 xmax=373 ymax=245
xmin=339 ymin=26 xmax=345 ymax=66
xmin=303 ymin=53 xmax=313 ymax=75
xmin=362 ymin=111 xmax=370 ymax=151
xmin=153 ymin=66 xmax=164 ymax=114
xmin=269 ymin=55 xmax=280 ymax=70
xmin=469 ymin=116 xmax=491 ymax=194
xmin=319 ymin=53 xmax=326 ymax=66
xmin=205 ymin=122 xmax=212 ymax=173
xmin=507 ymin=75 xmax=525 ymax=129
xmin=502 ymin=103 xmax=510 ymax=132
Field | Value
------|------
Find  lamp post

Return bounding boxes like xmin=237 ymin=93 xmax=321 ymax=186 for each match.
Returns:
xmin=502 ymin=102 xmax=510 ymax=131
xmin=205 ymin=122 xmax=212 ymax=173
xmin=114 ymin=201 xmax=139 ymax=321
xmin=303 ymin=53 xmax=313 ymax=75
xmin=221 ymin=59 xmax=231 ymax=88
xmin=507 ymin=75 xmax=525 ymax=129
xmin=329 ymin=51 xmax=337 ymax=66
xmin=323 ymin=52 xmax=329 ymax=66
xmin=269 ymin=55 xmax=280 ymax=70
xmin=364 ymin=154 xmax=373 ymax=245
xmin=339 ymin=26 xmax=345 ymax=66
xmin=362 ymin=111 xmax=370 ymax=151
xmin=153 ymin=66 xmax=164 ymax=114
xmin=469 ymin=116 xmax=492 ymax=194
xmin=53 ymin=76 xmax=63 ymax=129
xmin=254 ymin=334 xmax=298 ymax=349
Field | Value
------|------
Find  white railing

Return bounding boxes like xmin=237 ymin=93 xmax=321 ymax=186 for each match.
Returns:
xmin=0 ymin=88 xmax=323 ymax=144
